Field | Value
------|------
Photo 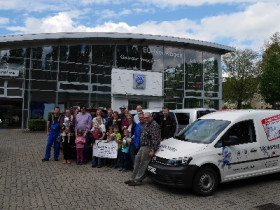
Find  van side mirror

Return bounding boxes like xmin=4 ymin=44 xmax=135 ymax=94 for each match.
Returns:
xmin=222 ymin=136 xmax=240 ymax=146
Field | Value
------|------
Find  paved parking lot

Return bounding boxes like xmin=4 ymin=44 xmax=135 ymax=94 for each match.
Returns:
xmin=1 ymin=129 xmax=280 ymax=210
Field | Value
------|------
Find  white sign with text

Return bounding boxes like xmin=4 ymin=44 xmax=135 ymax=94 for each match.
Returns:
xmin=0 ymin=69 xmax=19 ymax=77
xmin=92 ymin=140 xmax=118 ymax=158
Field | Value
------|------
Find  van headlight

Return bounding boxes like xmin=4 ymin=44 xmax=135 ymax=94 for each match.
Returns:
xmin=167 ymin=157 xmax=192 ymax=166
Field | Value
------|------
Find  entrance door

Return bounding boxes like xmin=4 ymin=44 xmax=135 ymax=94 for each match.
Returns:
xmin=0 ymin=99 xmax=22 ymax=128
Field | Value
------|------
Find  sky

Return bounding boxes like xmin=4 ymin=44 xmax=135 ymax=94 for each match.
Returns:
xmin=0 ymin=0 xmax=279 ymax=51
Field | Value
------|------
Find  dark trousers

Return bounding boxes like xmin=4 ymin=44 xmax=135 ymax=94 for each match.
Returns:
xmin=120 ymin=151 xmax=129 ymax=170
xmin=129 ymin=143 xmax=139 ymax=169
xmin=63 ymin=141 xmax=71 ymax=160
xmin=83 ymin=132 xmax=92 ymax=163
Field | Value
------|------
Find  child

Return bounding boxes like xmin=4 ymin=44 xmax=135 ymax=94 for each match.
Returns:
xmin=92 ymin=124 xmax=103 ymax=168
xmin=105 ymin=126 xmax=114 ymax=167
xmin=75 ymin=129 xmax=86 ymax=165
xmin=120 ymin=129 xmax=131 ymax=172
xmin=111 ymin=126 xmax=122 ymax=168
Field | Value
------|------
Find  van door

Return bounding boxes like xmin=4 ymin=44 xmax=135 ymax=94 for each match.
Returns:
xmin=215 ymin=120 xmax=260 ymax=181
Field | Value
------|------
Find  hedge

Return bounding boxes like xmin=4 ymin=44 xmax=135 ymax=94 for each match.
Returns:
xmin=29 ymin=119 xmax=46 ymax=131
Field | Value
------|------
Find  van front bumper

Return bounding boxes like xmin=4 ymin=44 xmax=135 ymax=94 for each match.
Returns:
xmin=147 ymin=162 xmax=199 ymax=189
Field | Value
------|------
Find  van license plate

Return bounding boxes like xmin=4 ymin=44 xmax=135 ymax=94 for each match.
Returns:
xmin=148 ymin=165 xmax=157 ymax=174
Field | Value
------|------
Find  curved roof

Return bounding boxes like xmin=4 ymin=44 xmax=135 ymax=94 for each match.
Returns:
xmin=0 ymin=32 xmax=234 ymax=54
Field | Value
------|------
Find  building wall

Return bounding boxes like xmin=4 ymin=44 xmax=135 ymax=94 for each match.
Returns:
xmin=0 ymin=40 xmax=224 ymax=128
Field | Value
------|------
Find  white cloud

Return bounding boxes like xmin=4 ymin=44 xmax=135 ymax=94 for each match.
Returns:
xmin=139 ymin=0 xmax=260 ymax=8
xmin=5 ymin=1 xmax=280 ymax=51
xmin=0 ymin=0 xmax=69 ymax=12
xmin=95 ymin=9 xmax=132 ymax=21
xmin=0 ymin=18 xmax=9 ymax=25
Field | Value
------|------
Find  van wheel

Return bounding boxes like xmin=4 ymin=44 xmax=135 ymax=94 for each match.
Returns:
xmin=193 ymin=167 xmax=218 ymax=196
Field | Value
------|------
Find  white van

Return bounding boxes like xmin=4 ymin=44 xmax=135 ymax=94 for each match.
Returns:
xmin=147 ymin=110 xmax=280 ymax=196
xmin=172 ymin=108 xmax=216 ymax=133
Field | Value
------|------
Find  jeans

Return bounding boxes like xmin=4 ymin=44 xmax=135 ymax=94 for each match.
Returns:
xmin=92 ymin=156 xmax=102 ymax=166
xmin=129 ymin=143 xmax=139 ymax=169
xmin=44 ymin=131 xmax=60 ymax=159
xmin=120 ymin=151 xmax=129 ymax=170
xmin=113 ymin=148 xmax=122 ymax=168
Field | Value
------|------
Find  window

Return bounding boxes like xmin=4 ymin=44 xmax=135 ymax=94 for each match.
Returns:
xmin=175 ymin=113 xmax=190 ymax=125
xmin=222 ymin=120 xmax=256 ymax=145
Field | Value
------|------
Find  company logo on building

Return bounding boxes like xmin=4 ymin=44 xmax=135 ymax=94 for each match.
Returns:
xmin=133 ymin=74 xmax=146 ymax=89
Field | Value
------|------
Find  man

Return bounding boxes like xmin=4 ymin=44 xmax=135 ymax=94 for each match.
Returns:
xmin=125 ymin=112 xmax=161 ymax=186
xmin=75 ymin=105 xmax=92 ymax=163
xmin=129 ymin=112 xmax=145 ymax=168
xmin=133 ymin=105 xmax=143 ymax=124
xmin=119 ymin=105 xmax=126 ymax=120
xmin=105 ymin=108 xmax=113 ymax=131
xmin=160 ymin=107 xmax=176 ymax=141
xmin=42 ymin=106 xmax=62 ymax=161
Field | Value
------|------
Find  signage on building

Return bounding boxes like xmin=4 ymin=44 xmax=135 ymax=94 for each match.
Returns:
xmin=0 ymin=69 xmax=19 ymax=77
xmin=133 ymin=74 xmax=146 ymax=90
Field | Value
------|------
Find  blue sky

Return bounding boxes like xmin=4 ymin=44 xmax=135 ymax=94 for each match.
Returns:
xmin=0 ymin=0 xmax=279 ymax=50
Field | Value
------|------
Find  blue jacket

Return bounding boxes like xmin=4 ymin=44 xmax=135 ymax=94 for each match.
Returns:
xmin=133 ymin=123 xmax=141 ymax=149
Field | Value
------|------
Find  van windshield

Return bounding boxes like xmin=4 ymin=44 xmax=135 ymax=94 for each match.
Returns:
xmin=175 ymin=119 xmax=230 ymax=144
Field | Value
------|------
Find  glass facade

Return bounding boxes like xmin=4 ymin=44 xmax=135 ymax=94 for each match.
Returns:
xmin=0 ymin=38 xmax=224 ymax=128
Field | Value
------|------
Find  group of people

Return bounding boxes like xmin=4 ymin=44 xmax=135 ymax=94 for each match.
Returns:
xmin=42 ymin=105 xmax=177 ymax=186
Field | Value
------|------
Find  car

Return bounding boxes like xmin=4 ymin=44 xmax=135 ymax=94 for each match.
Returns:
xmin=172 ymin=108 xmax=216 ymax=133
xmin=130 ymin=109 xmax=179 ymax=136
xmin=147 ymin=110 xmax=280 ymax=196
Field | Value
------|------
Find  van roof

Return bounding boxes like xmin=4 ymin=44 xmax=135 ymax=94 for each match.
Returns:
xmin=201 ymin=110 xmax=280 ymax=122
xmin=172 ymin=108 xmax=216 ymax=112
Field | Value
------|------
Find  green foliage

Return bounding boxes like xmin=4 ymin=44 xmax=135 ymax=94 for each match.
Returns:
xmin=260 ymin=32 xmax=280 ymax=109
xmin=222 ymin=49 xmax=260 ymax=109
xmin=29 ymin=119 xmax=46 ymax=131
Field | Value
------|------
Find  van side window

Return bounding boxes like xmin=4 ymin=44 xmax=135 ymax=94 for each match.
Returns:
xmin=197 ymin=111 xmax=210 ymax=119
xmin=220 ymin=120 xmax=256 ymax=146
xmin=175 ymin=113 xmax=190 ymax=126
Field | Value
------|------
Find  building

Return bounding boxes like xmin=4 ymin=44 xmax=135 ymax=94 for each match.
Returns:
xmin=0 ymin=32 xmax=234 ymax=128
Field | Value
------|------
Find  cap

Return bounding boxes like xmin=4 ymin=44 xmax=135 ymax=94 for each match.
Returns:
xmin=119 ymin=105 xmax=126 ymax=109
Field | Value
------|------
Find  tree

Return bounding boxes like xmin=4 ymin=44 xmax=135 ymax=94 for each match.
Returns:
xmin=260 ymin=32 xmax=280 ymax=108
xmin=222 ymin=49 xmax=260 ymax=109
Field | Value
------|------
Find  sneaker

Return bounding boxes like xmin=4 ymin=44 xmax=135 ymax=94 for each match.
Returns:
xmin=97 ymin=165 xmax=101 ymax=168
xmin=122 ymin=169 xmax=127 ymax=172
xmin=42 ymin=158 xmax=49 ymax=162
xmin=119 ymin=168 xmax=123 ymax=171
xmin=128 ymin=181 xmax=137 ymax=186
xmin=54 ymin=158 xmax=58 ymax=161
xmin=63 ymin=160 xmax=66 ymax=164
xmin=92 ymin=164 xmax=96 ymax=168
xmin=79 ymin=162 xmax=83 ymax=165
xmin=124 ymin=180 xmax=133 ymax=184
xmin=67 ymin=160 xmax=71 ymax=164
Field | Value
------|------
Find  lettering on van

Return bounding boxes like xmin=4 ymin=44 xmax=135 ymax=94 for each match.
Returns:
xmin=261 ymin=114 xmax=280 ymax=141
xmin=264 ymin=159 xmax=278 ymax=168
xmin=259 ymin=144 xmax=280 ymax=156
xmin=233 ymin=165 xmax=255 ymax=172
xmin=158 ymin=145 xmax=178 ymax=152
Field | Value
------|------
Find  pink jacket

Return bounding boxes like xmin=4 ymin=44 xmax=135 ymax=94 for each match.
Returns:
xmin=75 ymin=136 xmax=86 ymax=149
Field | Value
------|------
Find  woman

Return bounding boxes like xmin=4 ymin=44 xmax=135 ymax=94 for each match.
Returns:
xmin=60 ymin=108 xmax=75 ymax=164
xmin=112 ymin=111 xmax=121 ymax=132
